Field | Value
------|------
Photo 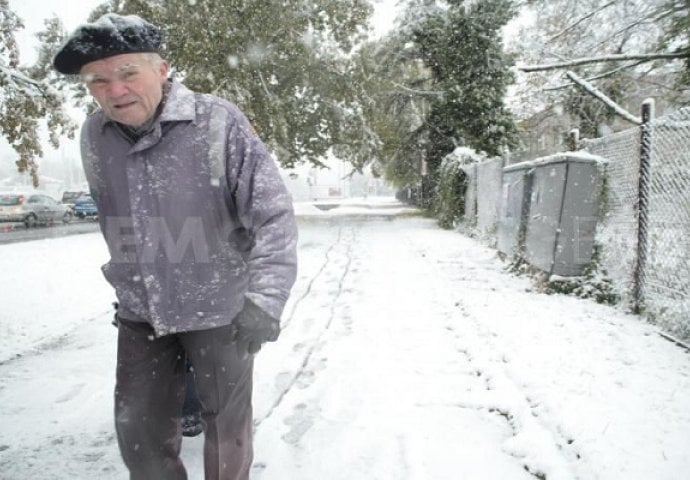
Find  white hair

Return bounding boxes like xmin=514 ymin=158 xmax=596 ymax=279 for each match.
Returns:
xmin=142 ymin=52 xmax=165 ymax=68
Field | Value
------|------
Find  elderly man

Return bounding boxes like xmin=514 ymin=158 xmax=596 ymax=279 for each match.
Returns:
xmin=53 ymin=13 xmax=298 ymax=480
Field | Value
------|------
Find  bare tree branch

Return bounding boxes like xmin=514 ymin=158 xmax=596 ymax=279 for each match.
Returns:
xmin=591 ymin=5 xmax=675 ymax=52
xmin=565 ymin=70 xmax=641 ymax=125
xmin=391 ymin=82 xmax=444 ymax=96
xmin=547 ymin=0 xmax=616 ymax=43
xmin=544 ymin=60 xmax=646 ymax=91
xmin=518 ymin=51 xmax=690 ymax=72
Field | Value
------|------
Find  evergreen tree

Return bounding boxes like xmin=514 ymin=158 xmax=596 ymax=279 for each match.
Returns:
xmin=346 ymin=1 xmax=519 ymax=190
xmin=410 ymin=0 xmax=519 ymax=173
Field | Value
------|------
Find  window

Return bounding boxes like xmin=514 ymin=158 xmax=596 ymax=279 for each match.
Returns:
xmin=0 ymin=194 xmax=21 ymax=206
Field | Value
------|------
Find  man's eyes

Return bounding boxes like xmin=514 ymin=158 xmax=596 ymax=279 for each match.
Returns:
xmin=86 ymin=71 xmax=139 ymax=85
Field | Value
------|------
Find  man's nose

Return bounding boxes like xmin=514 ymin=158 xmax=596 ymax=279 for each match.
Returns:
xmin=107 ymin=80 xmax=129 ymax=97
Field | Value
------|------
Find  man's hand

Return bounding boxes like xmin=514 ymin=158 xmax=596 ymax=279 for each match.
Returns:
xmin=112 ymin=301 xmax=119 ymax=327
xmin=232 ymin=298 xmax=280 ymax=355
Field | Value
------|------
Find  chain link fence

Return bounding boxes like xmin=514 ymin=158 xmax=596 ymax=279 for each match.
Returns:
xmin=642 ymin=109 xmax=690 ymax=339
xmin=581 ymin=108 xmax=690 ymax=339
xmin=562 ymin=107 xmax=689 ymax=340
xmin=580 ymin=129 xmax=640 ymax=304
xmin=461 ymin=105 xmax=690 ymax=341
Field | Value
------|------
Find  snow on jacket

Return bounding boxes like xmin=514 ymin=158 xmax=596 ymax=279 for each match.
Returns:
xmin=81 ymin=79 xmax=298 ymax=336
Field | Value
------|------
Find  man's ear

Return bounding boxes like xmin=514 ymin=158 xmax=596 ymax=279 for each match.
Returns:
xmin=158 ymin=60 xmax=170 ymax=82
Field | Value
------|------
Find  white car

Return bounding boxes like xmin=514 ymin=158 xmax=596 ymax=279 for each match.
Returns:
xmin=0 ymin=192 xmax=73 ymax=228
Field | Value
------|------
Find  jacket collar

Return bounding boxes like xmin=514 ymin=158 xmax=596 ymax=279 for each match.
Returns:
xmin=158 ymin=80 xmax=196 ymax=124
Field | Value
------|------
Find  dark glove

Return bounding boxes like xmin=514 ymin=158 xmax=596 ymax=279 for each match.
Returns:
xmin=111 ymin=301 xmax=119 ymax=327
xmin=232 ymin=298 xmax=280 ymax=355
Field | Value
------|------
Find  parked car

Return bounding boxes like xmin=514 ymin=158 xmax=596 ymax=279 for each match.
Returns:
xmin=0 ymin=192 xmax=73 ymax=227
xmin=73 ymin=195 xmax=98 ymax=219
xmin=61 ymin=190 xmax=88 ymax=209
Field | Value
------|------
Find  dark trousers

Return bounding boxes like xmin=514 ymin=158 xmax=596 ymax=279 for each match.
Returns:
xmin=115 ymin=319 xmax=254 ymax=480
xmin=182 ymin=359 xmax=202 ymax=417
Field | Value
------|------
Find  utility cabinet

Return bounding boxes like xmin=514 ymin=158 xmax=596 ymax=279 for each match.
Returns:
xmin=496 ymin=166 xmax=531 ymax=257
xmin=497 ymin=153 xmax=607 ymax=277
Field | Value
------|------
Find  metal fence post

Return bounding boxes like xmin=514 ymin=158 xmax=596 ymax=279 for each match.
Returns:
xmin=568 ymin=128 xmax=580 ymax=151
xmin=633 ymin=99 xmax=654 ymax=314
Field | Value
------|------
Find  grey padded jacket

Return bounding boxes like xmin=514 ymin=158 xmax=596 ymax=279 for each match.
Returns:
xmin=81 ymin=80 xmax=298 ymax=336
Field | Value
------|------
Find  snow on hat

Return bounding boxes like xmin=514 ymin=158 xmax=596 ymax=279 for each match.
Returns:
xmin=53 ymin=13 xmax=163 ymax=74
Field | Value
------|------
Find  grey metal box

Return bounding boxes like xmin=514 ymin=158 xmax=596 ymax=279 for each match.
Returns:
xmin=523 ymin=153 xmax=606 ymax=276
xmin=496 ymin=166 xmax=531 ymax=256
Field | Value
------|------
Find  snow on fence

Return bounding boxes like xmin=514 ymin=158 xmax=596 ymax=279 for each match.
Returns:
xmin=581 ymin=106 xmax=690 ymax=339
xmin=461 ymin=105 xmax=690 ymax=340
xmin=580 ymin=129 xmax=640 ymax=303
xmin=458 ymin=156 xmax=504 ymax=246
xmin=641 ymin=108 xmax=689 ymax=337
xmin=462 ymin=163 xmax=477 ymax=224
xmin=475 ymin=158 xmax=504 ymax=244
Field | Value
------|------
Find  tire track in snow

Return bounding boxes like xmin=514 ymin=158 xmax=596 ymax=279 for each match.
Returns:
xmin=450 ymin=339 xmax=578 ymax=480
xmin=254 ymin=226 xmax=356 ymax=429
xmin=0 ymin=309 xmax=112 ymax=366
xmin=401 ymin=232 xmax=581 ymax=480
xmin=280 ymin=225 xmax=344 ymax=332
xmin=2 ymin=224 xmax=342 ymax=366
xmin=0 ymin=310 xmax=123 ymax=479
xmin=438 ymin=280 xmax=583 ymax=479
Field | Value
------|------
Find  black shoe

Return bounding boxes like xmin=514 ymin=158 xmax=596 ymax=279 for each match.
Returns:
xmin=182 ymin=413 xmax=203 ymax=437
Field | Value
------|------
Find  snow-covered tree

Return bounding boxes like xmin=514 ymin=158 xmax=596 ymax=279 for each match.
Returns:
xmin=346 ymin=36 xmax=433 ymax=188
xmin=512 ymin=0 xmax=690 ymax=135
xmin=660 ymin=0 xmax=690 ymax=93
xmin=94 ymin=0 xmax=373 ymax=169
xmin=0 ymin=1 xmax=76 ymax=185
xmin=406 ymin=0 xmax=519 ymax=169
xmin=344 ymin=0 xmax=518 ymax=190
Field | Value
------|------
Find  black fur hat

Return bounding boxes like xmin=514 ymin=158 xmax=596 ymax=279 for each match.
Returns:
xmin=53 ymin=13 xmax=163 ymax=74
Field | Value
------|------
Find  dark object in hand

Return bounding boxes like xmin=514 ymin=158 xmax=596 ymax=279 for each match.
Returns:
xmin=232 ymin=298 xmax=280 ymax=355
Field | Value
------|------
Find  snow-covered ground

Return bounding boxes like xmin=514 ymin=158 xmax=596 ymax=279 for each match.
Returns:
xmin=1 ymin=197 xmax=688 ymax=480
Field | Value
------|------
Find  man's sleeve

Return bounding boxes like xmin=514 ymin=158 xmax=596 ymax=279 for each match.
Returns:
xmin=79 ymin=120 xmax=101 ymax=200
xmin=226 ymin=111 xmax=298 ymax=321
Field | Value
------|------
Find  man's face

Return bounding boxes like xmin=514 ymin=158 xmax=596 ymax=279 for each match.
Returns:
xmin=80 ymin=53 xmax=169 ymax=127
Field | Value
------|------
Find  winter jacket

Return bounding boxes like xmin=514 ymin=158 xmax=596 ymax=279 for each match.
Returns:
xmin=81 ymin=80 xmax=298 ymax=336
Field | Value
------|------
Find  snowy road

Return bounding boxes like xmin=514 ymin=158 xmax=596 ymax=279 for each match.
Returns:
xmin=1 ymin=201 xmax=689 ymax=479
xmin=0 ymin=219 xmax=100 ymax=245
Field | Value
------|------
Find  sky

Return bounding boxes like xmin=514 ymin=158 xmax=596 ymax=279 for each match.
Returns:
xmin=8 ymin=0 xmax=107 ymax=65
xmin=0 ymin=199 xmax=689 ymax=479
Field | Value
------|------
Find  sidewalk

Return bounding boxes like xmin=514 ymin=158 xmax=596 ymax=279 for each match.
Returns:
xmin=0 ymin=201 xmax=688 ymax=479
xmin=248 ymin=211 xmax=690 ymax=480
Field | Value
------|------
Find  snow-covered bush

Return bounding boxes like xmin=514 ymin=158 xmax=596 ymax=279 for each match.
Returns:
xmin=435 ymin=147 xmax=483 ymax=229
xmin=507 ymin=245 xmax=620 ymax=305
